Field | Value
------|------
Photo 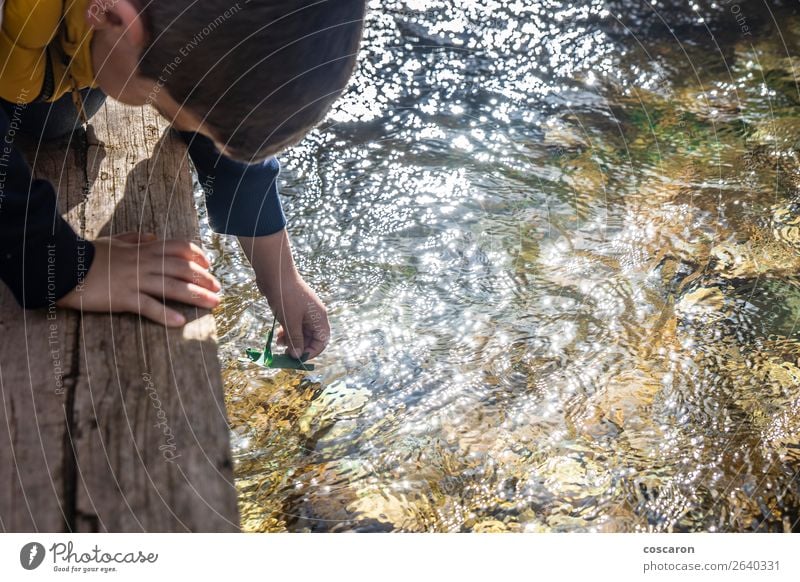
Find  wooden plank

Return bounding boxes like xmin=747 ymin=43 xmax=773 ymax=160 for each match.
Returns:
xmin=0 ymin=99 xmax=238 ymax=532
xmin=0 ymin=132 xmax=85 ymax=532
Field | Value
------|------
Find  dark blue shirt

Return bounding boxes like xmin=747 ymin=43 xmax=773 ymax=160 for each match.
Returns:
xmin=178 ymin=131 xmax=286 ymax=237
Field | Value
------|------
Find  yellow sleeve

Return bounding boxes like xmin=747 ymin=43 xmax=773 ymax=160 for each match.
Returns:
xmin=0 ymin=0 xmax=63 ymax=102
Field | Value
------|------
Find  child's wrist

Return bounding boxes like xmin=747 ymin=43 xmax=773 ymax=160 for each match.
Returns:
xmin=257 ymin=265 xmax=302 ymax=299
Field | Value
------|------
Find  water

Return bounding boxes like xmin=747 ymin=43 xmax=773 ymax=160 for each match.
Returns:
xmin=200 ymin=0 xmax=800 ymax=532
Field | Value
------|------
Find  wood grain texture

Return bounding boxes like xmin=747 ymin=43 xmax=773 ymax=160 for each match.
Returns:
xmin=0 ymin=99 xmax=238 ymax=532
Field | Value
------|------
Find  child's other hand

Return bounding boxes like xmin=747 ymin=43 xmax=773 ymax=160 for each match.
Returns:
xmin=267 ymin=274 xmax=330 ymax=361
xmin=55 ymin=231 xmax=221 ymax=327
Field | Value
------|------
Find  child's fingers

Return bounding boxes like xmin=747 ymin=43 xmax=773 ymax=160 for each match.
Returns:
xmin=135 ymin=294 xmax=186 ymax=327
xmin=303 ymin=336 xmax=327 ymax=360
xmin=303 ymin=324 xmax=330 ymax=359
xmin=141 ymin=276 xmax=220 ymax=310
xmin=283 ymin=323 xmax=306 ymax=359
xmin=156 ymin=240 xmax=210 ymax=268
xmin=275 ymin=323 xmax=305 ymax=358
xmin=155 ymin=257 xmax=221 ymax=291
xmin=275 ymin=328 xmax=294 ymax=346
xmin=278 ymin=327 xmax=325 ymax=359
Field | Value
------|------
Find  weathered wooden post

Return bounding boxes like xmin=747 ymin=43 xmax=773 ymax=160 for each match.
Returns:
xmin=0 ymin=100 xmax=239 ymax=532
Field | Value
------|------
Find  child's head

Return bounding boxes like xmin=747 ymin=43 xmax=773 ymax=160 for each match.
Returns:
xmin=87 ymin=0 xmax=367 ymax=161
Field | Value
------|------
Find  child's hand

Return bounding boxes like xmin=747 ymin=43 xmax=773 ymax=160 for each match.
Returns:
xmin=56 ymin=231 xmax=221 ymax=327
xmin=268 ymin=274 xmax=330 ymax=361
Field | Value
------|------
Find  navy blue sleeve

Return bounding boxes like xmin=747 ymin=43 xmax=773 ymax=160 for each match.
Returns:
xmin=0 ymin=109 xmax=95 ymax=309
xmin=178 ymin=131 xmax=287 ymax=237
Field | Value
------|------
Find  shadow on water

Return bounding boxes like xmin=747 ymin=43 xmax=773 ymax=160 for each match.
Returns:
xmin=199 ymin=0 xmax=800 ymax=532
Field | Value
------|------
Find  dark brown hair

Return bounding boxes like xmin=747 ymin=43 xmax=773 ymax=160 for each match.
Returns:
xmin=138 ymin=0 xmax=366 ymax=162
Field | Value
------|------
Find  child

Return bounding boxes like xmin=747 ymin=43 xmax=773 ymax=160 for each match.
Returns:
xmin=0 ymin=0 xmax=367 ymax=361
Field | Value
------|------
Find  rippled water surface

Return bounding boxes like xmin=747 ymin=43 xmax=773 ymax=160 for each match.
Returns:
xmin=201 ymin=0 xmax=800 ymax=532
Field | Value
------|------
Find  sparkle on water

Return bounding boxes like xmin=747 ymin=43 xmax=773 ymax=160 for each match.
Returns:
xmin=199 ymin=0 xmax=800 ymax=532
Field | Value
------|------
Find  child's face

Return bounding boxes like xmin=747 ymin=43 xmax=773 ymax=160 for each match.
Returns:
xmin=87 ymin=0 xmax=228 ymax=153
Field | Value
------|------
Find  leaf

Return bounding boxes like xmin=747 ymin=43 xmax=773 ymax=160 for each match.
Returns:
xmin=244 ymin=319 xmax=315 ymax=371
xmin=269 ymin=354 xmax=316 ymax=371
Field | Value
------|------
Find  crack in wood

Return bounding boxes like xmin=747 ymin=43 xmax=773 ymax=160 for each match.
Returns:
xmin=61 ymin=123 xmax=94 ymax=533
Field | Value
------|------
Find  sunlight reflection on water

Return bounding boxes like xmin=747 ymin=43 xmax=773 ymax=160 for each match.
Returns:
xmin=200 ymin=0 xmax=800 ymax=532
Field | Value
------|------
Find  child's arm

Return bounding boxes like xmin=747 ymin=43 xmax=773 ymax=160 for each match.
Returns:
xmin=180 ymin=131 xmax=331 ymax=360
xmin=238 ymin=230 xmax=330 ymax=360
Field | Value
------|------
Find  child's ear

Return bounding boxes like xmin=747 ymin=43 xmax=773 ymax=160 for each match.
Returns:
xmin=86 ymin=0 xmax=147 ymax=47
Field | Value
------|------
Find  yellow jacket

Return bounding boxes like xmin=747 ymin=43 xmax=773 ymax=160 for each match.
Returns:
xmin=0 ymin=0 xmax=96 ymax=103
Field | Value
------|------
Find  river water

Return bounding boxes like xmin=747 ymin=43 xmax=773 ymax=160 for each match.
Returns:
xmin=200 ymin=0 xmax=800 ymax=532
